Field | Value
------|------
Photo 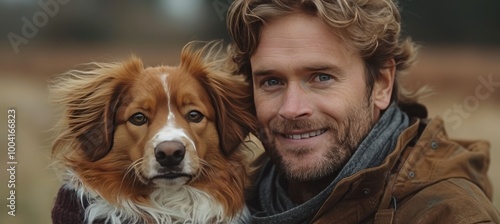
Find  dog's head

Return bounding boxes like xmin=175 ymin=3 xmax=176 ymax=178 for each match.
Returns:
xmin=51 ymin=42 xmax=257 ymax=199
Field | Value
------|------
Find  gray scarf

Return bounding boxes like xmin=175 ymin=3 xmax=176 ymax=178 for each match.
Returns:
xmin=250 ymin=103 xmax=409 ymax=224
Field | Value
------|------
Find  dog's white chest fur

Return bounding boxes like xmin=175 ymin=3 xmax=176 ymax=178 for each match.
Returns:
xmin=70 ymin=182 xmax=249 ymax=224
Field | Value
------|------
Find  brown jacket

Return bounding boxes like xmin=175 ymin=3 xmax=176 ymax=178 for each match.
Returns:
xmin=311 ymin=108 xmax=500 ymax=223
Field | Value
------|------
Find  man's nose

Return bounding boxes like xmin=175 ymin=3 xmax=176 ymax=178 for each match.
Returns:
xmin=278 ymin=83 xmax=313 ymax=120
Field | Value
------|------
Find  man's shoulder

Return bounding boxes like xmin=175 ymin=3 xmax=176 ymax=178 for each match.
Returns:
xmin=391 ymin=115 xmax=498 ymax=223
xmin=396 ymin=115 xmax=492 ymax=192
xmin=394 ymin=178 xmax=500 ymax=223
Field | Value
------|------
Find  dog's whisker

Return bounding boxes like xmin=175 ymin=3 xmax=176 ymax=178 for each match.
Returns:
xmin=120 ymin=158 xmax=145 ymax=192
xmin=196 ymin=158 xmax=222 ymax=181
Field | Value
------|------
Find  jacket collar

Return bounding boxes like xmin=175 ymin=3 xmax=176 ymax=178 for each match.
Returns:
xmin=313 ymin=117 xmax=422 ymax=220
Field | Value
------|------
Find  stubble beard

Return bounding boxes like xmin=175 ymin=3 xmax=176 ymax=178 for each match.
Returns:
xmin=259 ymin=99 xmax=375 ymax=182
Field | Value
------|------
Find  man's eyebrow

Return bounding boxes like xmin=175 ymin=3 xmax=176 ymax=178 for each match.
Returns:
xmin=252 ymin=65 xmax=343 ymax=77
xmin=252 ymin=69 xmax=277 ymax=77
xmin=302 ymin=64 xmax=342 ymax=73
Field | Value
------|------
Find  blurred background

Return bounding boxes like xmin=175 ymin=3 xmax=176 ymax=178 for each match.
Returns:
xmin=0 ymin=0 xmax=499 ymax=223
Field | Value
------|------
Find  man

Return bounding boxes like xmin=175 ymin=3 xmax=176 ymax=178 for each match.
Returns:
xmin=227 ymin=0 xmax=500 ymax=223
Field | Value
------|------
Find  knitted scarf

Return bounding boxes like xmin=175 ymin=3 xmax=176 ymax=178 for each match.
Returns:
xmin=250 ymin=103 xmax=409 ymax=224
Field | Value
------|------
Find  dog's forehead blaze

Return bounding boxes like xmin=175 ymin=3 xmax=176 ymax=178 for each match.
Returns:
xmin=162 ymin=68 xmax=216 ymax=119
xmin=136 ymin=67 xmax=170 ymax=100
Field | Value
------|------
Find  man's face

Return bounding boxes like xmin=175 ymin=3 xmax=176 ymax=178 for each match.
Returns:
xmin=250 ymin=13 xmax=379 ymax=182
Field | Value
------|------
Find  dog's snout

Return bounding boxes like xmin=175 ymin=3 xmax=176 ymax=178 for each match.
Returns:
xmin=155 ymin=141 xmax=186 ymax=167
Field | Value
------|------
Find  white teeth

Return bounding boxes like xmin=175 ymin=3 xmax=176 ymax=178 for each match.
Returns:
xmin=285 ymin=129 xmax=325 ymax=139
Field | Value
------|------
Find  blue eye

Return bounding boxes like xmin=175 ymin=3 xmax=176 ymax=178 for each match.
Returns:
xmin=263 ymin=78 xmax=281 ymax=86
xmin=316 ymin=74 xmax=332 ymax=82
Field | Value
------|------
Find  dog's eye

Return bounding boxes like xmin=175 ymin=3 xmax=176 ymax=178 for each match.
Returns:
xmin=128 ymin=113 xmax=148 ymax=126
xmin=186 ymin=110 xmax=204 ymax=123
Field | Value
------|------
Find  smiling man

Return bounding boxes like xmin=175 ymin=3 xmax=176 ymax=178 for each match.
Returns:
xmin=251 ymin=13 xmax=385 ymax=204
xmin=227 ymin=0 xmax=500 ymax=223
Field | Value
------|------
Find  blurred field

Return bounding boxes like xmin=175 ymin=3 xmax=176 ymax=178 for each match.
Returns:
xmin=0 ymin=45 xmax=499 ymax=223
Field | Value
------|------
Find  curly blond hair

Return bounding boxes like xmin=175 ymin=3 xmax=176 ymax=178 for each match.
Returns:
xmin=227 ymin=0 xmax=424 ymax=104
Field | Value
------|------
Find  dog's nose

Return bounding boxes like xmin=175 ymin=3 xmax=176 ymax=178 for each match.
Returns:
xmin=155 ymin=141 xmax=185 ymax=167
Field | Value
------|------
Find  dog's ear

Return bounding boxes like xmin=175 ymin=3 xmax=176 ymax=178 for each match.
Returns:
xmin=51 ymin=57 xmax=143 ymax=161
xmin=70 ymin=87 xmax=122 ymax=162
xmin=202 ymin=71 xmax=257 ymax=155
xmin=181 ymin=41 xmax=257 ymax=155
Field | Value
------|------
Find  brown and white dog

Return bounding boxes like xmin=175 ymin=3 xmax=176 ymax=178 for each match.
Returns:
xmin=50 ymin=42 xmax=261 ymax=224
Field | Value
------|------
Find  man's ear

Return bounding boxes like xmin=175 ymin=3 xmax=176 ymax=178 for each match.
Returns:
xmin=372 ymin=59 xmax=396 ymax=111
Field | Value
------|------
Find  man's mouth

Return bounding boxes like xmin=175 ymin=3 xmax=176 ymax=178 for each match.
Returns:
xmin=283 ymin=129 xmax=327 ymax=140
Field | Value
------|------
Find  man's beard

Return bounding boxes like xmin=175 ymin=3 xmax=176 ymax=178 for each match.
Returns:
xmin=259 ymin=97 xmax=375 ymax=182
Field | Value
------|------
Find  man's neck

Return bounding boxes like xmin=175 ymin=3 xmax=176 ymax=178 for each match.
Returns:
xmin=286 ymin=173 xmax=336 ymax=205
